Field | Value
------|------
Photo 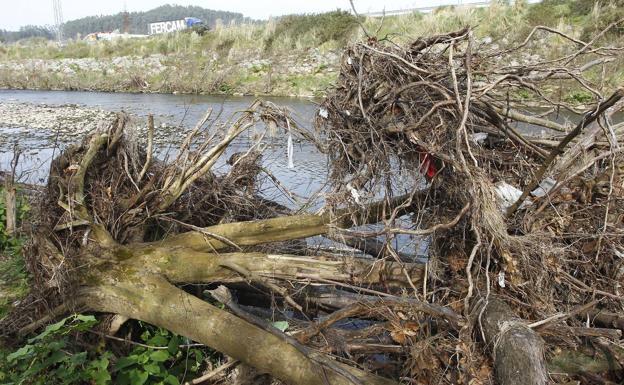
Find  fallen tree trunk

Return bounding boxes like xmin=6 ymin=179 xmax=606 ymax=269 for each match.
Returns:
xmin=6 ymin=24 xmax=624 ymax=385
xmin=476 ymin=297 xmax=548 ymax=385
xmin=82 ymin=274 xmax=396 ymax=385
xmin=57 ymin=227 xmax=400 ymax=385
xmin=3 ymin=107 xmax=417 ymax=385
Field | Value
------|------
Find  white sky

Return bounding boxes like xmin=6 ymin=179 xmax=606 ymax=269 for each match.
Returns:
xmin=1 ymin=0 xmax=474 ymax=30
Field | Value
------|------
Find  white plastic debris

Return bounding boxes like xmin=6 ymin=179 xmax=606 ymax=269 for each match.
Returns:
xmin=287 ymin=133 xmax=294 ymax=169
xmin=531 ymin=177 xmax=556 ymax=198
xmin=345 ymin=110 xmax=351 ymax=116
xmin=286 ymin=118 xmax=294 ymax=169
xmin=498 ymin=271 xmax=506 ymax=288
xmin=495 ymin=181 xmax=531 ymax=211
xmin=470 ymin=132 xmax=488 ymax=145
xmin=346 ymin=182 xmax=361 ymax=204
xmin=318 ymin=107 xmax=329 ymax=119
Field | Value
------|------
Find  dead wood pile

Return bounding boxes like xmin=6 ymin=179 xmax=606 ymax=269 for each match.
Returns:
xmin=316 ymin=25 xmax=624 ymax=384
xmin=1 ymin=24 xmax=624 ymax=385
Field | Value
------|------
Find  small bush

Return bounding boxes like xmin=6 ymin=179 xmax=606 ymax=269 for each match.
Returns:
xmin=581 ymin=1 xmax=624 ymax=40
xmin=0 ymin=315 xmax=215 ymax=384
xmin=264 ymin=11 xmax=360 ymax=51
xmin=215 ymin=38 xmax=235 ymax=57
xmin=0 ymin=315 xmax=111 ymax=385
xmin=0 ymin=187 xmax=30 ymax=319
xmin=525 ymin=0 xmax=572 ymax=26
xmin=565 ymin=89 xmax=593 ymax=104
xmin=114 ymin=324 xmax=209 ymax=385
xmin=0 ymin=187 xmax=29 ymax=254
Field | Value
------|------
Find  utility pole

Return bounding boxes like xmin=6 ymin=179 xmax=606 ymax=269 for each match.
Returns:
xmin=52 ymin=0 xmax=63 ymax=42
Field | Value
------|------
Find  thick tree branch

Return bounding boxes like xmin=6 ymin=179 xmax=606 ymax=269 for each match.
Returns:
xmin=144 ymin=193 xmax=414 ymax=252
xmin=84 ymin=274 xmax=397 ymax=385
xmin=125 ymin=249 xmax=424 ymax=287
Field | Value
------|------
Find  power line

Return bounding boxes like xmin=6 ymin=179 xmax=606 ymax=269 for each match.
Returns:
xmin=52 ymin=0 xmax=64 ymax=42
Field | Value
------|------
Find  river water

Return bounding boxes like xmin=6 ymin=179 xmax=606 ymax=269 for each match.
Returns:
xmin=0 ymin=90 xmax=429 ymax=256
xmin=6 ymin=89 xmax=615 ymax=257
xmin=0 ymin=90 xmax=328 ymax=207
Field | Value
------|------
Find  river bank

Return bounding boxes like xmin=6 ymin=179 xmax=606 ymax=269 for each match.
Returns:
xmin=0 ymin=101 xmax=118 ymax=152
xmin=0 ymin=91 xmax=319 ymax=149
xmin=2 ymin=1 xmax=623 ymax=100
xmin=0 ymin=101 xmax=115 ymax=132
xmin=0 ymin=49 xmax=340 ymax=98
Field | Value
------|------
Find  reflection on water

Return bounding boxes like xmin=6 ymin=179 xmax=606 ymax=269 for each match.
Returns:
xmin=0 ymin=89 xmax=319 ymax=128
xmin=5 ymin=91 xmax=622 ymax=258
xmin=0 ymin=90 xmax=324 ymax=198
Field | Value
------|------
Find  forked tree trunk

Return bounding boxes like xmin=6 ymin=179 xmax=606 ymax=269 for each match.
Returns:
xmin=82 ymin=274 xmax=397 ymax=385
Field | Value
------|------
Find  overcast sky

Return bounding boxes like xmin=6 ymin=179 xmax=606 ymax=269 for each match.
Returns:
xmin=1 ymin=0 xmax=473 ymax=30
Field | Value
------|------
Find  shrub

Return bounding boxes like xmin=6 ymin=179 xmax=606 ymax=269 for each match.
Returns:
xmin=264 ymin=11 xmax=360 ymax=51
xmin=0 ymin=315 xmax=112 ymax=385
xmin=565 ymin=89 xmax=593 ymax=103
xmin=113 ymin=324 xmax=209 ymax=385
xmin=0 ymin=187 xmax=30 ymax=318
xmin=0 ymin=187 xmax=29 ymax=254
xmin=581 ymin=1 xmax=624 ymax=40
xmin=525 ymin=0 xmax=572 ymax=26
xmin=0 ymin=315 xmax=213 ymax=385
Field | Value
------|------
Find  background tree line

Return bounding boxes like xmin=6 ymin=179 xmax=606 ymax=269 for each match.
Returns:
xmin=0 ymin=26 xmax=54 ymax=43
xmin=0 ymin=5 xmax=249 ymax=42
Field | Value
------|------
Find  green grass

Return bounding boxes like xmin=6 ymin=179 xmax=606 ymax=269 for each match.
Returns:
xmin=0 ymin=1 xmax=622 ymax=97
xmin=0 ymin=188 xmax=30 ymax=320
xmin=0 ymin=251 xmax=29 ymax=319
xmin=2 ymin=2 xmax=623 ymax=61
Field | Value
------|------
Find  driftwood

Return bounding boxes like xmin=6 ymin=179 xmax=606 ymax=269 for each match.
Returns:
xmin=476 ymin=297 xmax=547 ymax=385
xmin=1 ymin=106 xmax=415 ymax=385
xmin=1 ymin=148 xmax=19 ymax=236
xmin=3 ymin=23 xmax=624 ymax=385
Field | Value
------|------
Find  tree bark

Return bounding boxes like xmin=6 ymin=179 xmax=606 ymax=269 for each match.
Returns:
xmin=124 ymin=248 xmax=423 ymax=287
xmin=143 ymin=192 xmax=414 ymax=253
xmin=476 ymin=297 xmax=548 ymax=385
xmin=83 ymin=273 xmax=397 ymax=385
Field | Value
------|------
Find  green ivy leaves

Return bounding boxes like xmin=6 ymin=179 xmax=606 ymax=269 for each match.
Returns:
xmin=112 ymin=324 xmax=206 ymax=385
xmin=0 ymin=314 xmax=110 ymax=385
xmin=0 ymin=315 xmax=211 ymax=385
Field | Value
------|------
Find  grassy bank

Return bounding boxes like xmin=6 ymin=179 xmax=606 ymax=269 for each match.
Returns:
xmin=0 ymin=187 xmax=29 ymax=320
xmin=0 ymin=0 xmax=622 ymax=97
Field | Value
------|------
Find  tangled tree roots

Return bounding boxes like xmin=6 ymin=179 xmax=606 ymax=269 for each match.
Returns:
xmin=3 ymin=25 xmax=624 ymax=385
xmin=315 ymin=24 xmax=624 ymax=385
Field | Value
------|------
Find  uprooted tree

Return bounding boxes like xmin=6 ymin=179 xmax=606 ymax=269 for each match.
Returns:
xmin=2 ymin=24 xmax=624 ymax=385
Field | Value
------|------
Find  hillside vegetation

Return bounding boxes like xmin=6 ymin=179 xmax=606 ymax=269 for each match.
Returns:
xmin=0 ymin=5 xmax=247 ymax=42
xmin=62 ymin=4 xmax=248 ymax=38
xmin=0 ymin=0 xmax=622 ymax=97
xmin=0 ymin=26 xmax=54 ymax=43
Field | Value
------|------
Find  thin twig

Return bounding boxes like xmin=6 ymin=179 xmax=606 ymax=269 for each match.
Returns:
xmin=139 ymin=114 xmax=154 ymax=181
